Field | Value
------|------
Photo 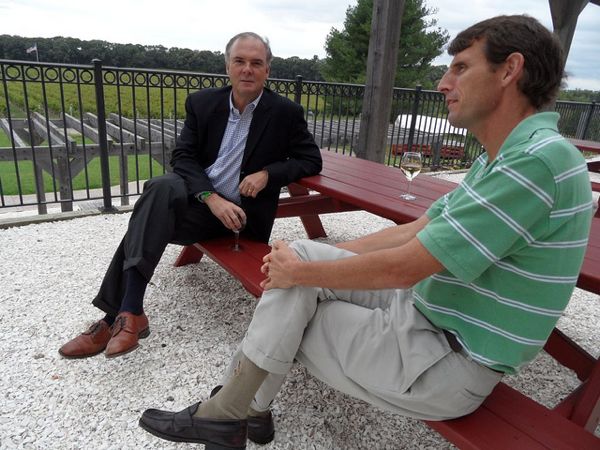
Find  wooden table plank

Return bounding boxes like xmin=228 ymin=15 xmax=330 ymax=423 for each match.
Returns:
xmin=570 ymin=138 xmax=600 ymax=155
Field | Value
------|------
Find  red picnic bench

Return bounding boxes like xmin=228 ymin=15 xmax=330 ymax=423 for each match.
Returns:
xmin=390 ymin=143 xmax=466 ymax=160
xmin=175 ymin=150 xmax=600 ymax=449
xmin=570 ymin=138 xmax=600 ymax=211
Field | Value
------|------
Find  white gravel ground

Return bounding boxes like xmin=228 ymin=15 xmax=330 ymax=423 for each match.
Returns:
xmin=1 ymin=182 xmax=599 ymax=448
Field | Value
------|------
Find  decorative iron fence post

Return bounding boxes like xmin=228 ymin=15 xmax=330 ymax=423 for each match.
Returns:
xmin=294 ymin=75 xmax=303 ymax=104
xmin=582 ymin=101 xmax=596 ymax=140
xmin=92 ymin=59 xmax=116 ymax=212
xmin=406 ymin=85 xmax=421 ymax=152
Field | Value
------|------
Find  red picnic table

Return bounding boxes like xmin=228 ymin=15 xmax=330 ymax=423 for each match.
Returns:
xmin=570 ymin=137 xmax=600 ymax=155
xmin=570 ymin=138 xmax=600 ymax=195
xmin=176 ymin=150 xmax=600 ymax=448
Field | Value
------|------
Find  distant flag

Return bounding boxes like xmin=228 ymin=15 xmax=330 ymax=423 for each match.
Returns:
xmin=26 ymin=43 xmax=39 ymax=62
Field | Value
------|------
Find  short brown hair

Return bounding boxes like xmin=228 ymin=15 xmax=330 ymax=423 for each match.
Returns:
xmin=448 ymin=15 xmax=564 ymax=109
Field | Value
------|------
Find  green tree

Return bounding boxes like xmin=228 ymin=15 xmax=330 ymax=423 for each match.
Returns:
xmin=558 ymin=89 xmax=600 ymax=102
xmin=322 ymin=0 xmax=448 ymax=89
xmin=270 ymin=55 xmax=324 ymax=80
xmin=425 ymin=64 xmax=447 ymax=89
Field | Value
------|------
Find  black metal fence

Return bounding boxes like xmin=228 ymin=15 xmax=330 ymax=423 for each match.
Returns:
xmin=1 ymin=58 xmax=598 ymax=215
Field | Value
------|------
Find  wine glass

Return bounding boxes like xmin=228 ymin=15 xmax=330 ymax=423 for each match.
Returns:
xmin=232 ymin=214 xmax=246 ymax=252
xmin=400 ymin=151 xmax=422 ymax=200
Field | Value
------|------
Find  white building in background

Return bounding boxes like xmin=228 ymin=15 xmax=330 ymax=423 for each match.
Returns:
xmin=394 ymin=114 xmax=467 ymax=137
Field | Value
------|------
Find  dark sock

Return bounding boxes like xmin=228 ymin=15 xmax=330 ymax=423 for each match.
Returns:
xmin=102 ymin=314 xmax=116 ymax=326
xmin=118 ymin=267 xmax=147 ymax=315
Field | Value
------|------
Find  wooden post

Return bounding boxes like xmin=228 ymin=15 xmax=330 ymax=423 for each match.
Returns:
xmin=549 ymin=0 xmax=589 ymax=57
xmin=547 ymin=0 xmax=590 ymax=109
xmin=33 ymin=157 xmax=47 ymax=215
xmin=26 ymin=124 xmax=48 ymax=214
xmin=56 ymin=141 xmax=74 ymax=212
xmin=356 ymin=0 xmax=405 ymax=163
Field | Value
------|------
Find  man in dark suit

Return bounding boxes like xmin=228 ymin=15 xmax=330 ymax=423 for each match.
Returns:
xmin=59 ymin=32 xmax=322 ymax=360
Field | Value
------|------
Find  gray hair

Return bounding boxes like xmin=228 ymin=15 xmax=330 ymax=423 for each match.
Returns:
xmin=225 ymin=32 xmax=273 ymax=66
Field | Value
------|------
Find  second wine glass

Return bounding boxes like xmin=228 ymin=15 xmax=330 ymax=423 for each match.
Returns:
xmin=399 ymin=151 xmax=422 ymax=201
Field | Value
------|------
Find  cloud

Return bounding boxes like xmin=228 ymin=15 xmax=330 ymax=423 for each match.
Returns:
xmin=2 ymin=0 xmax=598 ymax=90
xmin=252 ymin=0 xmax=354 ymax=23
xmin=426 ymin=0 xmax=600 ymax=90
xmin=565 ymin=77 xmax=600 ymax=91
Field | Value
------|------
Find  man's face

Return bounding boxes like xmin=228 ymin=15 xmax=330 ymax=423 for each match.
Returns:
xmin=437 ymin=39 xmax=504 ymax=132
xmin=226 ymin=37 xmax=270 ymax=105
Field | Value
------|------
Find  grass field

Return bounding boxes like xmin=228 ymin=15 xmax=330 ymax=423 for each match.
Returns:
xmin=1 ymin=80 xmax=329 ymax=120
xmin=0 ymin=127 xmax=166 ymax=196
xmin=0 ymin=153 xmax=165 ymax=196
xmin=0 ymin=130 xmax=10 ymax=147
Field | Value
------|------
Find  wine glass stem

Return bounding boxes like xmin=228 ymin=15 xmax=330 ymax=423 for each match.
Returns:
xmin=234 ymin=231 xmax=240 ymax=251
xmin=406 ymin=180 xmax=412 ymax=196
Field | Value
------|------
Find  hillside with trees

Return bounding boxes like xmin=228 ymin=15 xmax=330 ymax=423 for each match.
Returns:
xmin=0 ymin=34 xmax=324 ymax=80
xmin=558 ymin=89 xmax=600 ymax=102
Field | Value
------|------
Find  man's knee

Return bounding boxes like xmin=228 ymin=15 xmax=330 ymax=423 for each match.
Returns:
xmin=142 ymin=173 xmax=185 ymax=195
xmin=134 ymin=173 xmax=188 ymax=215
xmin=290 ymin=239 xmax=355 ymax=262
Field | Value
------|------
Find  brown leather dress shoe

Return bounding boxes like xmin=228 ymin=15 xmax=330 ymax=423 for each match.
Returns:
xmin=210 ymin=385 xmax=274 ymax=444
xmin=58 ymin=320 xmax=112 ymax=359
xmin=105 ymin=312 xmax=150 ymax=358
xmin=139 ymin=402 xmax=247 ymax=449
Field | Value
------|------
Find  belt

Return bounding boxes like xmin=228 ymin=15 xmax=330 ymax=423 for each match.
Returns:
xmin=443 ymin=329 xmax=504 ymax=375
xmin=443 ymin=329 xmax=463 ymax=352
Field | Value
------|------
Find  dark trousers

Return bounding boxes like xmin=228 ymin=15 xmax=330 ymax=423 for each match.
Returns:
xmin=92 ymin=173 xmax=234 ymax=316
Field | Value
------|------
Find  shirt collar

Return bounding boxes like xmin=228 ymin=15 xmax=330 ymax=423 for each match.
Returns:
xmin=499 ymin=111 xmax=560 ymax=154
xmin=229 ymin=91 xmax=263 ymax=115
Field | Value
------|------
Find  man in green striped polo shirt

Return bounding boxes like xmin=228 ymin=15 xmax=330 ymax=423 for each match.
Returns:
xmin=139 ymin=15 xmax=594 ymax=447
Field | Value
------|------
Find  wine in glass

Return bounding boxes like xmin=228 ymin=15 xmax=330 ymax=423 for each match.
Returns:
xmin=400 ymin=151 xmax=422 ymax=201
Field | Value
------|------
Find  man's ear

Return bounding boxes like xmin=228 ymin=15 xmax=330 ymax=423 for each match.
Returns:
xmin=501 ymin=52 xmax=525 ymax=87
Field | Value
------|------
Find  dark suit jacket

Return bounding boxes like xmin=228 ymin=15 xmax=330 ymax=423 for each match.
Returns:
xmin=170 ymin=86 xmax=322 ymax=242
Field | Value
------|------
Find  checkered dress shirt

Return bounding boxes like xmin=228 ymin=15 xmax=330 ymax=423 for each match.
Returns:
xmin=206 ymin=93 xmax=262 ymax=204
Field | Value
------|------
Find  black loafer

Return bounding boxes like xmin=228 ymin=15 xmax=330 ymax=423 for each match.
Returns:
xmin=211 ymin=385 xmax=275 ymax=444
xmin=247 ymin=409 xmax=275 ymax=444
xmin=139 ymin=402 xmax=247 ymax=450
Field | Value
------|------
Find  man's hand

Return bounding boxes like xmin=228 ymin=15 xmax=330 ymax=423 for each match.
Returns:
xmin=260 ymin=240 xmax=300 ymax=290
xmin=205 ymin=194 xmax=246 ymax=231
xmin=239 ymin=170 xmax=268 ymax=198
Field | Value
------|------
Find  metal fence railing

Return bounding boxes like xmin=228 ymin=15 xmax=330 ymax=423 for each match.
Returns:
xmin=1 ymin=58 xmax=598 ymax=215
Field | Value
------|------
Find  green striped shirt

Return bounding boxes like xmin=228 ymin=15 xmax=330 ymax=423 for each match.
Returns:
xmin=414 ymin=112 xmax=593 ymax=374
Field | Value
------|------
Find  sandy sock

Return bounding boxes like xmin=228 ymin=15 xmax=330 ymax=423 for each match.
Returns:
xmin=247 ymin=406 xmax=270 ymax=417
xmin=195 ymin=355 xmax=267 ymax=420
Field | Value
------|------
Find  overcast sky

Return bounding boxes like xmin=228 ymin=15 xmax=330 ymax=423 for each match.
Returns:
xmin=1 ymin=0 xmax=599 ymax=90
